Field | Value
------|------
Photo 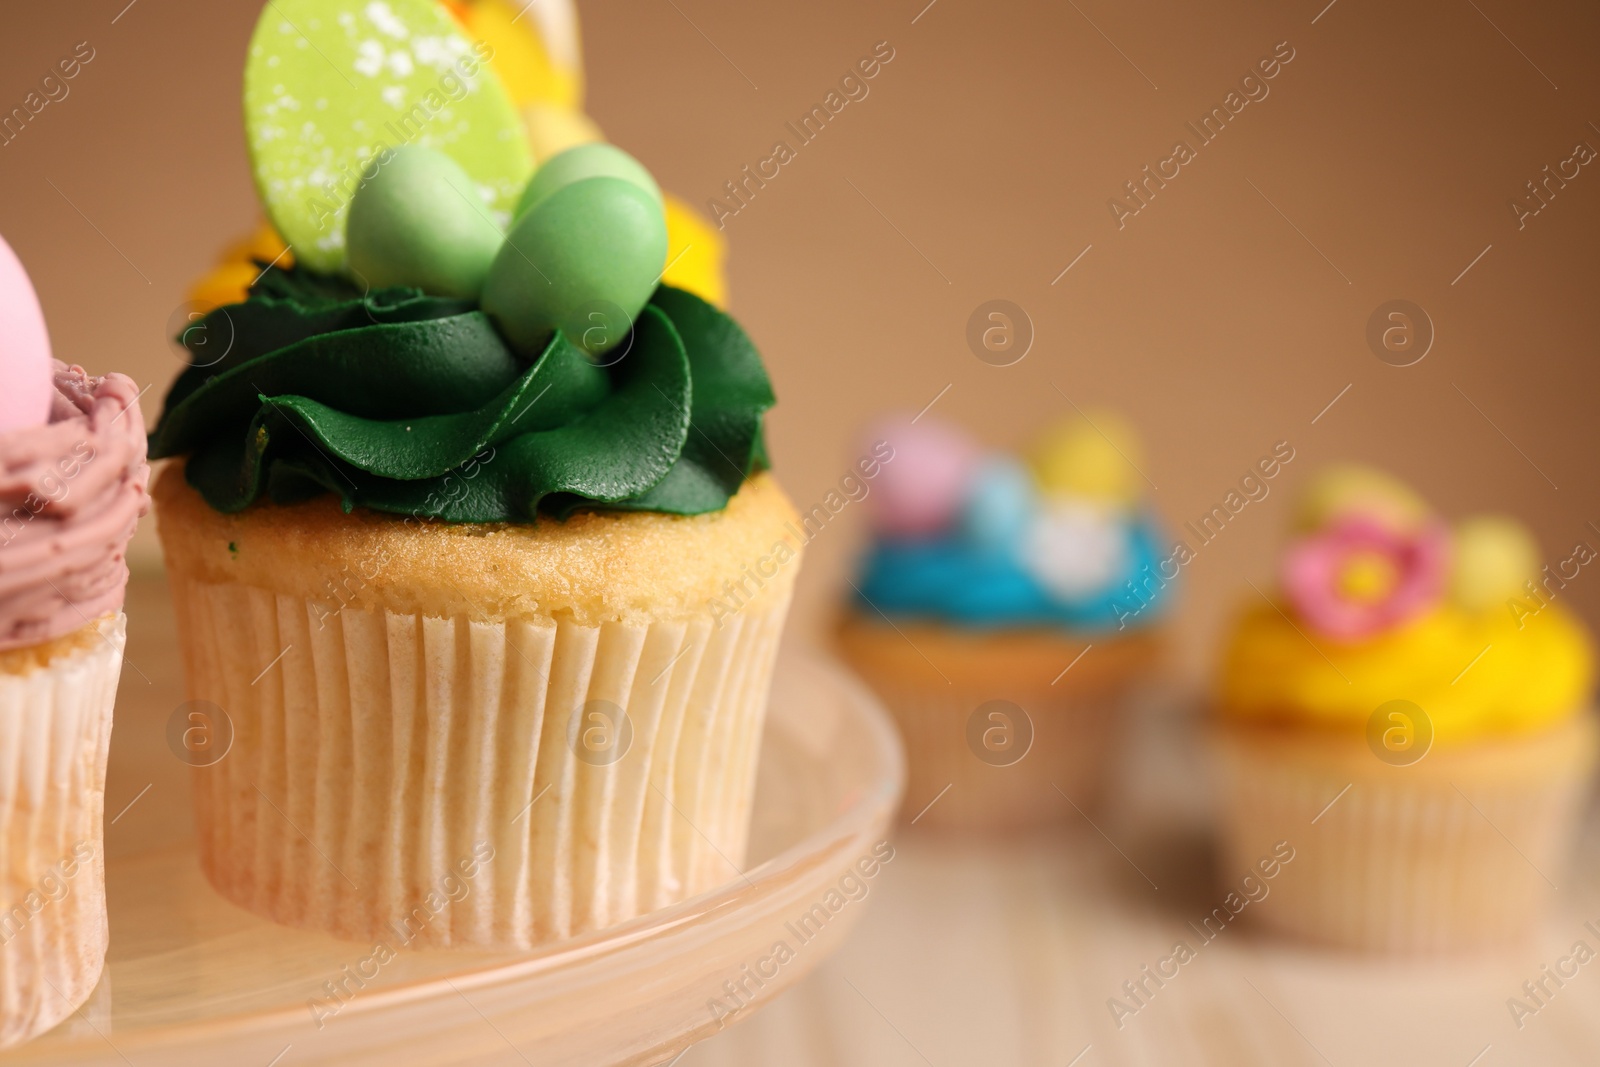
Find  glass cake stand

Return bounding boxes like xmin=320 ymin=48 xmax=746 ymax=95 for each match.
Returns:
xmin=7 ymin=581 xmax=903 ymax=1067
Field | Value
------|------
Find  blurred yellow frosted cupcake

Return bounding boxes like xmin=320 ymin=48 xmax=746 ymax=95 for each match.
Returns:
xmin=1212 ymin=465 xmax=1596 ymax=952
xmin=835 ymin=412 xmax=1167 ymax=831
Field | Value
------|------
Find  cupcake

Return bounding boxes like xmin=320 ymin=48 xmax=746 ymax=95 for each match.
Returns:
xmin=0 ymin=234 xmax=149 ymax=1048
xmin=148 ymin=0 xmax=795 ymax=951
xmin=1212 ymin=465 xmax=1596 ymax=953
xmin=835 ymin=411 xmax=1168 ymax=831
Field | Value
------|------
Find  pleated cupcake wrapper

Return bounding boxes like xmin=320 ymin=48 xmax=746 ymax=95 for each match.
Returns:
xmin=170 ymin=578 xmax=791 ymax=950
xmin=0 ymin=615 xmax=121 ymax=1051
xmin=853 ymin=670 xmax=1125 ymax=831
xmin=1212 ymin=720 xmax=1597 ymax=954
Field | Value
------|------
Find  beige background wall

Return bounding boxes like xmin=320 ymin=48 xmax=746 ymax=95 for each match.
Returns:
xmin=3 ymin=0 xmax=1598 ymax=683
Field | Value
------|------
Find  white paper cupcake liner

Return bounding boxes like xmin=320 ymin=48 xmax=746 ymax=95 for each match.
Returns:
xmin=855 ymin=673 xmax=1122 ymax=832
xmin=169 ymin=578 xmax=791 ymax=950
xmin=835 ymin=619 xmax=1158 ymax=832
xmin=1212 ymin=715 xmax=1597 ymax=953
xmin=0 ymin=615 xmax=122 ymax=1051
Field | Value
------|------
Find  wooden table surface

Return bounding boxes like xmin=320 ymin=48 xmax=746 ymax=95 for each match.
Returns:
xmin=685 ymin=691 xmax=1600 ymax=1067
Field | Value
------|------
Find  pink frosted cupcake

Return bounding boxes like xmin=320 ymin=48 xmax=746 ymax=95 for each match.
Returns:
xmin=0 ymin=235 xmax=149 ymax=1048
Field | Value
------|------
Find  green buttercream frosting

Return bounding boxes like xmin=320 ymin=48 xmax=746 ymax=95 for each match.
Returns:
xmin=150 ymin=269 xmax=773 ymax=523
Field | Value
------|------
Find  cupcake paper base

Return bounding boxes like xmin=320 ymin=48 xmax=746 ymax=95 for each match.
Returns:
xmin=1212 ymin=713 xmax=1598 ymax=954
xmin=171 ymin=578 xmax=790 ymax=950
xmin=836 ymin=615 xmax=1159 ymax=831
xmin=0 ymin=615 xmax=122 ymax=1050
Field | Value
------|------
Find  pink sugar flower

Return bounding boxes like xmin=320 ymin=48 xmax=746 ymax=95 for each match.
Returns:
xmin=1281 ymin=516 xmax=1449 ymax=640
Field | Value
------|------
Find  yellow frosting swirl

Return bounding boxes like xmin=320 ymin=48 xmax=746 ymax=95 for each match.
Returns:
xmin=1218 ymin=598 xmax=1594 ymax=743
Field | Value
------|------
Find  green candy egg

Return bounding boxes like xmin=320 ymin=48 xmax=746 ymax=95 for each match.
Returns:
xmin=346 ymin=146 xmax=503 ymax=299
xmin=482 ymin=176 xmax=668 ymax=359
xmin=514 ymin=143 xmax=663 ymax=221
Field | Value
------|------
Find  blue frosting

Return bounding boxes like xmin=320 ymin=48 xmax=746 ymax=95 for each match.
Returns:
xmin=855 ymin=517 xmax=1172 ymax=632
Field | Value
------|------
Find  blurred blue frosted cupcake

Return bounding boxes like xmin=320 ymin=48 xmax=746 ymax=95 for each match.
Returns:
xmin=836 ymin=410 xmax=1169 ymax=830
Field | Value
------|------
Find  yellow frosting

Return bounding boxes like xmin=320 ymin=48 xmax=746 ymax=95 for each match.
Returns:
xmin=1218 ymin=598 xmax=1594 ymax=743
xmin=187 ymin=224 xmax=291 ymax=311
xmin=451 ymin=0 xmax=583 ymax=111
xmin=661 ymin=195 xmax=728 ymax=309
xmin=523 ymin=101 xmax=603 ymax=164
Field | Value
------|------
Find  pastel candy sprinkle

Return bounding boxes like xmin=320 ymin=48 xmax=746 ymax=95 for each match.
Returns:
xmin=345 ymin=145 xmax=503 ymax=298
xmin=960 ymin=455 xmax=1035 ymax=551
xmin=1294 ymin=463 xmax=1429 ymax=534
xmin=481 ymin=175 xmax=667 ymax=358
xmin=1029 ymin=410 xmax=1142 ymax=505
xmin=863 ymin=416 xmax=978 ymax=537
xmin=0 ymin=234 xmax=54 ymax=434
xmin=1452 ymin=514 xmax=1539 ymax=611
xmin=1020 ymin=499 xmax=1129 ymax=599
xmin=515 ymin=142 xmax=662 ymax=219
